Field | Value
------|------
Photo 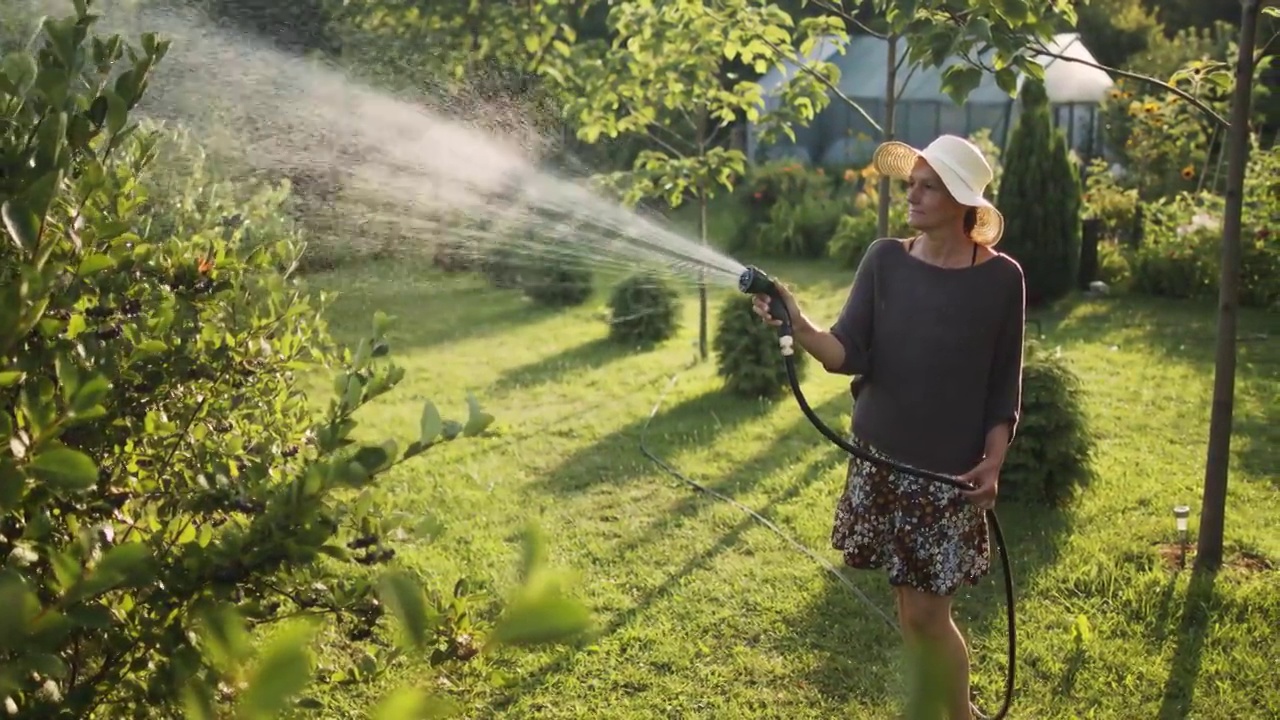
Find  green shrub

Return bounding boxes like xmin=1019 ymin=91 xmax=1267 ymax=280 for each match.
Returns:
xmin=995 ymin=79 xmax=1084 ymax=306
xmin=1002 ymin=341 xmax=1095 ymax=507
xmin=728 ymin=160 xmax=835 ymax=254
xmin=828 ymin=211 xmax=879 ymax=268
xmin=1095 ymin=240 xmax=1134 ymax=291
xmin=607 ymin=273 xmax=681 ymax=347
xmin=0 ymin=9 xmax=585 ymax=717
xmin=712 ymin=295 xmax=807 ymax=399
xmin=482 ymin=243 xmax=534 ymax=289
xmin=522 ymin=256 xmax=594 ymax=307
xmin=751 ymin=193 xmax=846 ymax=259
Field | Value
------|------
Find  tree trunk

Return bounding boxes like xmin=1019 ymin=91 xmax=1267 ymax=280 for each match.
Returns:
xmin=877 ymin=32 xmax=898 ymax=238
xmin=698 ymin=189 xmax=709 ymax=361
xmin=697 ymin=113 xmax=709 ymax=362
xmin=1195 ymin=0 xmax=1261 ymax=571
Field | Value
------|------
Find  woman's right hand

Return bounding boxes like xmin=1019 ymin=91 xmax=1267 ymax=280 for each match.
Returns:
xmin=751 ymin=281 xmax=800 ymax=327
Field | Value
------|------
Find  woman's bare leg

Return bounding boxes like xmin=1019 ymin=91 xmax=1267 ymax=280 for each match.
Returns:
xmin=897 ymin=586 xmax=971 ymax=720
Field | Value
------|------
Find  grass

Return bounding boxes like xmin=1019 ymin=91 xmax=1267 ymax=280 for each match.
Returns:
xmin=298 ymin=251 xmax=1280 ymax=719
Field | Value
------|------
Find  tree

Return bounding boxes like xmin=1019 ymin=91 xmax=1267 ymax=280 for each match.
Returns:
xmin=561 ymin=0 xmax=840 ymax=360
xmin=995 ymin=78 xmax=1083 ymax=306
xmin=0 ymin=4 xmax=589 ymax=716
xmin=1025 ymin=0 xmax=1276 ymax=570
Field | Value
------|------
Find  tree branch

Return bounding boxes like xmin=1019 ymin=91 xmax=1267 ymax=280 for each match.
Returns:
xmin=1029 ymin=42 xmax=1230 ymax=129
xmin=810 ymin=0 xmax=886 ymax=40
xmin=754 ymin=34 xmax=884 ymax=135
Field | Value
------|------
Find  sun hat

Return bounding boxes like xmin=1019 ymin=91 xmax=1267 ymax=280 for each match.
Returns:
xmin=871 ymin=134 xmax=1005 ymax=247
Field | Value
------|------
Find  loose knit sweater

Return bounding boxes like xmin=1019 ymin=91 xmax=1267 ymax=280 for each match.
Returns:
xmin=828 ymin=237 xmax=1027 ymax=477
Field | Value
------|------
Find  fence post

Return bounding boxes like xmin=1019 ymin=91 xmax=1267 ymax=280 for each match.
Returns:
xmin=1079 ymin=217 xmax=1102 ymax=290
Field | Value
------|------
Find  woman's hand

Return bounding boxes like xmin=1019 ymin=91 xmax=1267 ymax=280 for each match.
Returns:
xmin=751 ymin=281 xmax=801 ymax=327
xmin=958 ymin=458 xmax=1000 ymax=510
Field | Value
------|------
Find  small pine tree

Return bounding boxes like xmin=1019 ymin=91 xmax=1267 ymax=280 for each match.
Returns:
xmin=607 ymin=272 xmax=681 ymax=347
xmin=996 ymin=79 xmax=1083 ymax=306
xmin=712 ymin=294 xmax=807 ymax=399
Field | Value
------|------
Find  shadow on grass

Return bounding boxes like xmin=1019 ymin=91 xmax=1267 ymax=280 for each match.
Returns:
xmin=1040 ymin=293 xmax=1280 ymax=486
xmin=793 ymin=492 xmax=1075 ymax=714
xmin=526 ymin=385 xmax=779 ymax=497
xmin=490 ymin=337 xmax=636 ymax=393
xmin=1155 ymin=567 xmax=1218 ymax=720
xmin=489 ymin=406 xmax=853 ymax=713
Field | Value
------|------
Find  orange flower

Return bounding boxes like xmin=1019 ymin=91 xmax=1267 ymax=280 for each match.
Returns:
xmin=843 ymin=169 xmax=856 ymax=182
xmin=1180 ymin=166 xmax=1194 ymax=180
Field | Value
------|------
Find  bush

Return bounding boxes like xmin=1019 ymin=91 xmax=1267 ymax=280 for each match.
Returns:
xmin=713 ymin=295 xmax=808 ymax=399
xmin=750 ymin=193 xmax=846 ymax=259
xmin=828 ymin=211 xmax=879 ymax=269
xmin=1095 ymin=240 xmax=1134 ymax=291
xmin=607 ymin=273 xmax=681 ymax=347
xmin=729 ymin=160 xmax=835 ymax=254
xmin=522 ymin=256 xmax=594 ymax=307
xmin=0 ymin=9 xmax=585 ymax=717
xmin=1001 ymin=341 xmax=1095 ymax=507
xmin=996 ymin=79 xmax=1084 ymax=306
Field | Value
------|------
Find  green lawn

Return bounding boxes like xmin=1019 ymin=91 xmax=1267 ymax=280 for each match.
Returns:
xmin=300 ymin=253 xmax=1280 ymax=719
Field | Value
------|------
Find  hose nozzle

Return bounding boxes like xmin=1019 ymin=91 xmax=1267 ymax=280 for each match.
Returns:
xmin=738 ymin=265 xmax=793 ymax=345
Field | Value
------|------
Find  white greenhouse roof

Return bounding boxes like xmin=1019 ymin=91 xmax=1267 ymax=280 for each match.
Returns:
xmin=755 ymin=32 xmax=1115 ymax=113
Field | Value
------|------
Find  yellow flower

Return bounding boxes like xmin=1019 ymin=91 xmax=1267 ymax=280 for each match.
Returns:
xmin=1181 ymin=166 xmax=1195 ymax=180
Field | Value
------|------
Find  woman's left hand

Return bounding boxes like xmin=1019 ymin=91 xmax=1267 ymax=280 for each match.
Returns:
xmin=958 ymin=459 xmax=1000 ymax=510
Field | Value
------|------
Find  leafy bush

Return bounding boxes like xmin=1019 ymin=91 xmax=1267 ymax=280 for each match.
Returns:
xmin=522 ymin=256 xmax=593 ymax=307
xmin=995 ymin=79 xmax=1083 ymax=306
xmin=1095 ymin=240 xmax=1134 ymax=291
xmin=750 ymin=193 xmax=846 ymax=258
xmin=1081 ymin=157 xmax=1141 ymax=246
xmin=481 ymin=243 xmax=533 ymax=289
xmin=0 ymin=8 xmax=586 ymax=717
xmin=729 ymin=160 xmax=835 ymax=254
xmin=713 ymin=295 xmax=807 ymax=399
xmin=828 ymin=210 xmax=879 ymax=269
xmin=1001 ymin=341 xmax=1095 ymax=507
xmin=607 ymin=273 xmax=681 ymax=347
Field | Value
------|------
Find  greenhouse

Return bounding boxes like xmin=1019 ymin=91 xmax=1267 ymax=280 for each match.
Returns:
xmin=747 ymin=32 xmax=1116 ymax=168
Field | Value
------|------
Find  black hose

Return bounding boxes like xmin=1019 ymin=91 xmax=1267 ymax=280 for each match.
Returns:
xmin=734 ymin=264 xmax=1015 ymax=718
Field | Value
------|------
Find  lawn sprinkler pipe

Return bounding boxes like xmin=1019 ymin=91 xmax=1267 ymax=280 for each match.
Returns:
xmin=737 ymin=265 xmax=1016 ymax=720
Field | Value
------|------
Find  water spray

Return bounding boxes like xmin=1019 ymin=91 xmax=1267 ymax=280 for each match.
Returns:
xmin=736 ymin=265 xmax=1016 ymax=720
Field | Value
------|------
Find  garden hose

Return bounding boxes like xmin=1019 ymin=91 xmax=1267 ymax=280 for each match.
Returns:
xmin=736 ymin=265 xmax=1016 ymax=720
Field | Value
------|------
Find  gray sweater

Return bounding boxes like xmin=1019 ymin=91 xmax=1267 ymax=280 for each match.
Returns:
xmin=828 ymin=237 xmax=1027 ymax=476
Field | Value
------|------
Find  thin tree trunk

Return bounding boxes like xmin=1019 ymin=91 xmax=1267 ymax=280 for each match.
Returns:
xmin=877 ymin=32 xmax=898 ymax=238
xmin=697 ymin=112 xmax=709 ymax=361
xmin=1195 ymin=0 xmax=1261 ymax=571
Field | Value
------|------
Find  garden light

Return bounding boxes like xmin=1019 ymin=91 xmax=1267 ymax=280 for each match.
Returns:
xmin=1174 ymin=504 xmax=1191 ymax=567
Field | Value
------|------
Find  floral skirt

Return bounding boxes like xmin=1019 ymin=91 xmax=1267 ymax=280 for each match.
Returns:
xmin=830 ymin=437 xmax=991 ymax=597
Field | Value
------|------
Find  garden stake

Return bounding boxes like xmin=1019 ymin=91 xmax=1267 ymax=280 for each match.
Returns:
xmin=736 ymin=265 xmax=1017 ymax=720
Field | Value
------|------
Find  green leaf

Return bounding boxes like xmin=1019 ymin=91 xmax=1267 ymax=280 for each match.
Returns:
xmin=1 ymin=51 xmax=38 ymax=95
xmin=372 ymin=688 xmax=461 ymax=720
xmin=463 ymin=393 xmax=495 ymax=436
xmin=420 ymin=401 xmax=443 ymax=445
xmin=73 ymin=541 xmax=150 ymax=600
xmin=490 ymin=590 xmax=591 ymax=647
xmin=0 ymin=371 xmax=22 ymax=387
xmin=70 ymin=374 xmax=110 ymax=415
xmin=352 ymin=441 xmax=395 ymax=475
xmin=238 ymin=621 xmax=316 ymax=720
xmin=1 ymin=199 xmax=40 ymax=254
xmin=377 ymin=570 xmax=432 ymax=650
xmin=0 ymin=570 xmax=39 ymax=650
xmin=76 ymin=253 xmax=115 ymax=275
xmin=940 ymin=64 xmax=984 ymax=105
xmin=1265 ymin=6 xmax=1280 ymax=19
xmin=372 ymin=310 xmax=395 ymax=338
xmin=196 ymin=603 xmax=253 ymax=673
xmin=103 ymin=90 xmax=128 ymax=135
xmin=27 ymin=446 xmax=98 ymax=492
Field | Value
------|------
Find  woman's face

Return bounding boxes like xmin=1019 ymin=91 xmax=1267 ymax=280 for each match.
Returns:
xmin=905 ymin=158 xmax=965 ymax=233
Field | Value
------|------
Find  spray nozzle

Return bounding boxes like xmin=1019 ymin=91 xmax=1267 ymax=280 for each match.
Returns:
xmin=738 ymin=265 xmax=778 ymax=298
xmin=738 ymin=265 xmax=793 ymax=340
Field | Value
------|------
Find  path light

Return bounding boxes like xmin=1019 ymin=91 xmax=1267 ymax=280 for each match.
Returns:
xmin=1173 ymin=505 xmax=1191 ymax=568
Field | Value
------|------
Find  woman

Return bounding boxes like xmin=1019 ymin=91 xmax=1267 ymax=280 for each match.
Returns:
xmin=753 ymin=134 xmax=1026 ymax=720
